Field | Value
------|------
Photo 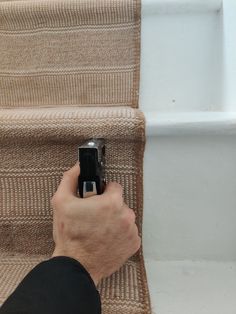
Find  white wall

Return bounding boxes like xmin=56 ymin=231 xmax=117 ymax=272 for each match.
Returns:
xmin=222 ymin=0 xmax=236 ymax=111
xmin=140 ymin=1 xmax=223 ymax=112
xmin=141 ymin=0 xmax=236 ymax=261
xmin=143 ymin=134 xmax=236 ymax=261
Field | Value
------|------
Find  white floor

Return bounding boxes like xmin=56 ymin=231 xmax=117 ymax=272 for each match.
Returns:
xmin=145 ymin=259 xmax=236 ymax=314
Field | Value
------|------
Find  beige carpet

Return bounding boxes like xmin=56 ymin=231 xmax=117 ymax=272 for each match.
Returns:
xmin=0 ymin=0 xmax=141 ymax=108
xmin=0 ymin=1 xmax=151 ymax=313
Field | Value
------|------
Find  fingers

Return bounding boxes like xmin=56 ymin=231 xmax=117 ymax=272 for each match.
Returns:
xmin=103 ymin=182 xmax=123 ymax=196
xmin=56 ymin=162 xmax=80 ymax=197
xmin=99 ymin=182 xmax=124 ymax=210
xmin=122 ymin=204 xmax=136 ymax=225
xmin=120 ymin=205 xmax=140 ymax=254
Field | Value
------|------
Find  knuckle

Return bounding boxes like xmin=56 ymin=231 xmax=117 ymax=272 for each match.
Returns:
xmin=50 ymin=194 xmax=58 ymax=207
xmin=50 ymin=192 xmax=66 ymax=208
xmin=130 ymin=234 xmax=141 ymax=253
xmin=106 ymin=192 xmax=123 ymax=211
xmin=128 ymin=208 xmax=136 ymax=222
xmin=134 ymin=236 xmax=141 ymax=252
xmin=110 ymin=192 xmax=122 ymax=208
xmin=125 ymin=207 xmax=136 ymax=222
xmin=121 ymin=212 xmax=133 ymax=231
xmin=62 ymin=170 xmax=70 ymax=178
xmin=102 ymin=198 xmax=111 ymax=211
xmin=110 ymin=182 xmax=122 ymax=191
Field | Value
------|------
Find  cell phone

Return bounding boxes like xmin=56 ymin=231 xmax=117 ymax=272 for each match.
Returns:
xmin=78 ymin=138 xmax=106 ymax=198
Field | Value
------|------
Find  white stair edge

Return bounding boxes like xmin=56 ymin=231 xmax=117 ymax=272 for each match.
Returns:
xmin=142 ymin=0 xmax=222 ymax=15
xmin=145 ymin=112 xmax=236 ymax=136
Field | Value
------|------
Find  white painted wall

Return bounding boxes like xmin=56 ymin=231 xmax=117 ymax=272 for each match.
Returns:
xmin=222 ymin=0 xmax=236 ymax=111
xmin=141 ymin=0 xmax=236 ymax=261
xmin=140 ymin=0 xmax=223 ymax=112
xmin=140 ymin=1 xmax=236 ymax=312
xmin=143 ymin=134 xmax=236 ymax=261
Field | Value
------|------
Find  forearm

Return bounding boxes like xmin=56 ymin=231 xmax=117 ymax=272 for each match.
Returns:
xmin=0 ymin=256 xmax=101 ymax=314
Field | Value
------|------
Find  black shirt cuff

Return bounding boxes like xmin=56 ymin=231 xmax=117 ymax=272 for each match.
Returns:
xmin=0 ymin=256 xmax=101 ymax=314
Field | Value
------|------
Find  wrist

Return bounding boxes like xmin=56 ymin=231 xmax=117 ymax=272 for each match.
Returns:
xmin=52 ymin=249 xmax=101 ymax=286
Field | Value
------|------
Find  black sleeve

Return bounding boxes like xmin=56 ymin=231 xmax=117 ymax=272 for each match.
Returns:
xmin=0 ymin=256 xmax=101 ymax=314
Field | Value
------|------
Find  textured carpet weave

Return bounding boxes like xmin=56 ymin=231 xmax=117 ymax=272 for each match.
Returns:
xmin=0 ymin=1 xmax=151 ymax=313
xmin=0 ymin=0 xmax=140 ymax=108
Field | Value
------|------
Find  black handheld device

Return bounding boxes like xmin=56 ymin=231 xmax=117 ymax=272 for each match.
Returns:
xmin=78 ymin=138 xmax=106 ymax=198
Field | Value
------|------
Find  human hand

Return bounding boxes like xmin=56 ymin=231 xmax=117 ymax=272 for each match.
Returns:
xmin=51 ymin=162 xmax=141 ymax=286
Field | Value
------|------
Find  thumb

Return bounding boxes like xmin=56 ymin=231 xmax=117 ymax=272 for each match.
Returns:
xmin=57 ymin=162 xmax=80 ymax=197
